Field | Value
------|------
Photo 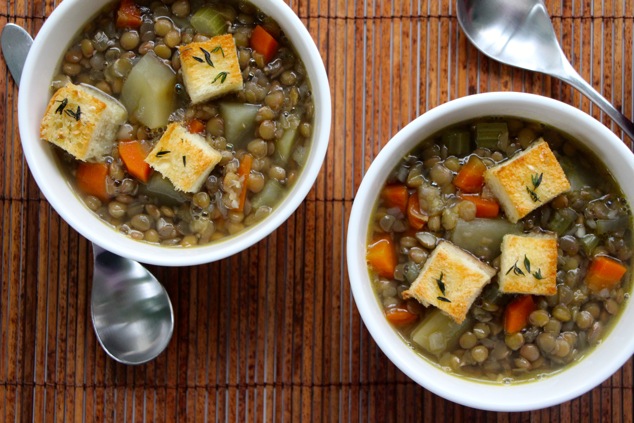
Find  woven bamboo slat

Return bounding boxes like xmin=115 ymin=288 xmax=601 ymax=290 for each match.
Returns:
xmin=1 ymin=0 xmax=633 ymax=421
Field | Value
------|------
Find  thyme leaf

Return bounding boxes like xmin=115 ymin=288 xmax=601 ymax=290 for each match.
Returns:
xmin=200 ymin=47 xmax=214 ymax=67
xmin=506 ymin=260 xmax=525 ymax=276
xmin=532 ymin=172 xmax=544 ymax=189
xmin=533 ymin=269 xmax=544 ymax=280
xmin=193 ymin=56 xmax=204 ymax=63
xmin=435 ymin=272 xmax=446 ymax=296
xmin=526 ymin=186 xmax=541 ymax=202
xmin=212 ymin=71 xmax=228 ymax=84
xmin=524 ymin=255 xmax=531 ymax=273
xmin=210 ymin=45 xmax=225 ymax=57
xmin=55 ymin=98 xmax=68 ymax=114
xmin=64 ymin=106 xmax=82 ymax=121
xmin=156 ymin=150 xmax=171 ymax=158
xmin=182 ymin=155 xmax=187 ymax=167
xmin=437 ymin=296 xmax=451 ymax=303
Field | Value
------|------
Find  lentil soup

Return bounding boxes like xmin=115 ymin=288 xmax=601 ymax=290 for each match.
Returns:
xmin=45 ymin=0 xmax=314 ymax=246
xmin=367 ymin=117 xmax=632 ymax=383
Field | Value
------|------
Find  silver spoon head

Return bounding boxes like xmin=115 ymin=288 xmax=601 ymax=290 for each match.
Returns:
xmin=456 ymin=0 xmax=568 ymax=76
xmin=91 ymin=245 xmax=174 ymax=365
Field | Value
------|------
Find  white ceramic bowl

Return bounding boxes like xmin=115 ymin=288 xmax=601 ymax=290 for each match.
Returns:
xmin=346 ymin=92 xmax=634 ymax=411
xmin=18 ymin=0 xmax=331 ymax=266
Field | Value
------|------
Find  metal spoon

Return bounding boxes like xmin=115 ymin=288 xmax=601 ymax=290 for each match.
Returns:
xmin=2 ymin=23 xmax=174 ymax=365
xmin=456 ymin=0 xmax=634 ymax=142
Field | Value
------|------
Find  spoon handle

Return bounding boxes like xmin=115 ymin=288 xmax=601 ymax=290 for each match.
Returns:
xmin=559 ymin=63 xmax=634 ymax=145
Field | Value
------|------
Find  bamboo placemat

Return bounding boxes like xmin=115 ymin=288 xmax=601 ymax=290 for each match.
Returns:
xmin=1 ymin=0 xmax=633 ymax=421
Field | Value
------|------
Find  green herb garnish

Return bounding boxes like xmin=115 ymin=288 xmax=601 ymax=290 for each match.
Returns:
xmin=182 ymin=155 xmax=187 ymax=167
xmin=527 ymin=172 xmax=543 ymax=202
xmin=523 ymin=255 xmax=531 ymax=273
xmin=506 ymin=260 xmax=525 ymax=276
xmin=435 ymin=272 xmax=446 ymax=296
xmin=212 ymin=71 xmax=228 ymax=83
xmin=437 ymin=296 xmax=451 ymax=303
xmin=55 ymin=98 xmax=68 ymax=114
xmin=507 ymin=256 xmax=544 ymax=280
xmin=65 ymin=105 xmax=81 ymax=121
xmin=210 ymin=45 xmax=225 ymax=57
xmin=533 ymin=269 xmax=544 ymax=280
xmin=156 ymin=150 xmax=171 ymax=158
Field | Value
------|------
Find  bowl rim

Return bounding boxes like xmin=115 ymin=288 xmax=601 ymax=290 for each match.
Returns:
xmin=346 ymin=91 xmax=634 ymax=412
xmin=18 ymin=0 xmax=331 ymax=266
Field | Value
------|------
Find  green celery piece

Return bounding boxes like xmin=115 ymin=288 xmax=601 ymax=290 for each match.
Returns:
xmin=411 ymin=309 xmax=472 ymax=358
xmin=251 ymin=179 xmax=284 ymax=209
xmin=190 ymin=6 xmax=228 ymax=36
xmin=580 ymin=234 xmax=600 ymax=256
xmin=475 ymin=122 xmax=508 ymax=149
xmin=441 ymin=130 xmax=471 ymax=156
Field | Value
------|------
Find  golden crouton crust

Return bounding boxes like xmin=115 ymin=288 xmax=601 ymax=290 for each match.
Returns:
xmin=402 ymin=241 xmax=496 ymax=324
xmin=179 ymin=34 xmax=243 ymax=104
xmin=484 ymin=139 xmax=571 ymax=223
xmin=145 ymin=123 xmax=222 ymax=193
xmin=40 ymin=83 xmax=105 ymax=161
xmin=498 ymin=233 xmax=558 ymax=296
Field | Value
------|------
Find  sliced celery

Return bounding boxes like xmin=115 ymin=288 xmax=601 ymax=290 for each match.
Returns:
xmin=411 ymin=309 xmax=472 ymax=358
xmin=190 ymin=6 xmax=228 ymax=36
xmin=596 ymin=216 xmax=629 ymax=235
xmin=251 ymin=179 xmax=284 ymax=209
xmin=580 ymin=234 xmax=600 ymax=256
xmin=441 ymin=129 xmax=471 ymax=156
xmin=120 ymin=53 xmax=176 ymax=129
xmin=451 ymin=218 xmax=520 ymax=260
xmin=475 ymin=122 xmax=508 ymax=149
xmin=547 ymin=208 xmax=577 ymax=235
xmin=219 ymin=103 xmax=261 ymax=148
xmin=276 ymin=127 xmax=298 ymax=164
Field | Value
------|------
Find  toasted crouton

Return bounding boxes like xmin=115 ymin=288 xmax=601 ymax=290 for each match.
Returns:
xmin=40 ymin=83 xmax=127 ymax=161
xmin=145 ymin=123 xmax=222 ymax=193
xmin=402 ymin=241 xmax=496 ymax=324
xmin=179 ymin=34 xmax=243 ymax=104
xmin=498 ymin=233 xmax=558 ymax=296
xmin=484 ymin=139 xmax=570 ymax=223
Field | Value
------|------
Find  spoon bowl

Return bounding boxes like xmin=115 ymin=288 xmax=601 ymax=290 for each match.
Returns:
xmin=91 ymin=244 xmax=174 ymax=365
xmin=1 ymin=23 xmax=174 ymax=366
xmin=456 ymin=0 xmax=634 ymax=142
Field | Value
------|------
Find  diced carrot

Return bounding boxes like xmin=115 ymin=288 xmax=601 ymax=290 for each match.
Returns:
xmin=76 ymin=162 xmax=110 ymax=202
xmin=461 ymin=195 xmax=500 ymax=218
xmin=385 ymin=307 xmax=418 ymax=326
xmin=367 ymin=235 xmax=398 ymax=279
xmin=235 ymin=154 xmax=253 ymax=212
xmin=118 ymin=140 xmax=153 ymax=183
xmin=381 ymin=185 xmax=409 ymax=213
xmin=250 ymin=25 xmax=279 ymax=63
xmin=504 ymin=295 xmax=536 ymax=334
xmin=454 ymin=155 xmax=487 ymax=193
xmin=187 ymin=118 xmax=206 ymax=134
xmin=585 ymin=255 xmax=628 ymax=292
xmin=116 ymin=0 xmax=142 ymax=29
xmin=407 ymin=193 xmax=427 ymax=230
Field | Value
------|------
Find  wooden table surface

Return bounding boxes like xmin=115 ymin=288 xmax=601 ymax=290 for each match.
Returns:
xmin=1 ymin=0 xmax=633 ymax=421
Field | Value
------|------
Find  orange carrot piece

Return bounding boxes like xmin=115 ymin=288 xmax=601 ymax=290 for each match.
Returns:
xmin=116 ymin=0 xmax=142 ymax=29
xmin=385 ymin=307 xmax=418 ymax=326
xmin=381 ymin=185 xmax=409 ymax=213
xmin=367 ymin=235 xmax=398 ymax=279
xmin=76 ymin=162 xmax=110 ymax=202
xmin=461 ymin=195 xmax=500 ymax=218
xmin=585 ymin=255 xmax=628 ymax=292
xmin=119 ymin=140 xmax=153 ymax=183
xmin=187 ymin=118 xmax=206 ymax=134
xmin=250 ymin=25 xmax=279 ymax=63
xmin=504 ymin=295 xmax=536 ymax=334
xmin=235 ymin=154 xmax=253 ymax=212
xmin=454 ymin=155 xmax=487 ymax=193
xmin=407 ymin=193 xmax=427 ymax=230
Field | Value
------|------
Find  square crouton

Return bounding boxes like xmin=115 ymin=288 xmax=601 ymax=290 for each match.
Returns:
xmin=145 ymin=123 xmax=222 ymax=193
xmin=498 ymin=233 xmax=558 ymax=296
xmin=40 ymin=83 xmax=127 ymax=162
xmin=179 ymin=34 xmax=243 ymax=104
xmin=484 ymin=139 xmax=570 ymax=223
xmin=402 ymin=241 xmax=496 ymax=324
